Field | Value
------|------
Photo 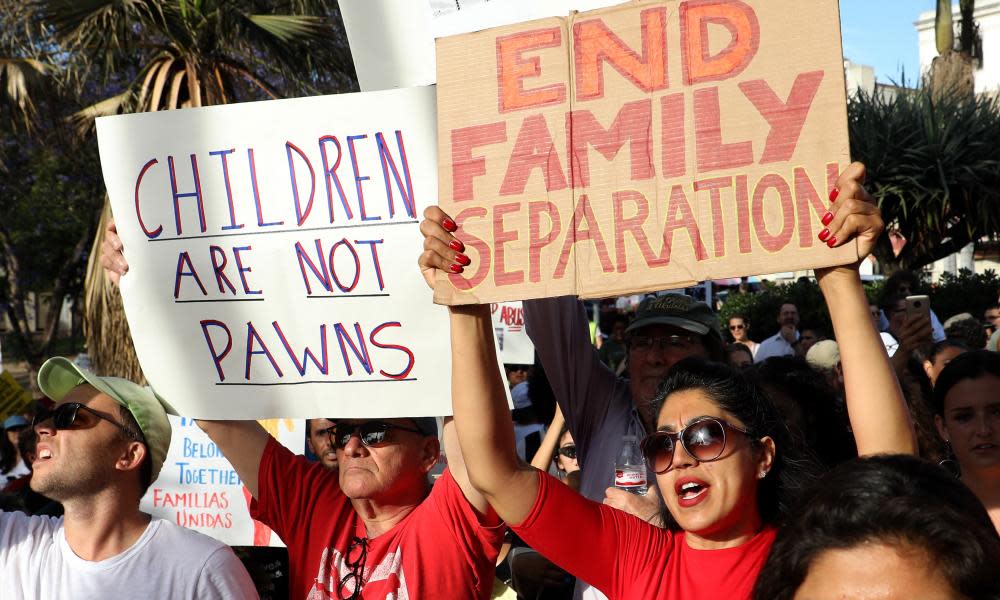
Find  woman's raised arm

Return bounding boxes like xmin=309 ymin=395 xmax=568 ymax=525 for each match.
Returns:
xmin=420 ymin=206 xmax=540 ymax=524
xmin=818 ymin=162 xmax=917 ymax=456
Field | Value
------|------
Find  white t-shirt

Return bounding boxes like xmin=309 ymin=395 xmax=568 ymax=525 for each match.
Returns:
xmin=0 ymin=512 xmax=258 ymax=599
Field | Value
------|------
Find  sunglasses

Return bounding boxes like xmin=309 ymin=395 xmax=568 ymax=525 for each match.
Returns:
xmin=728 ymin=324 xmax=746 ymax=331
xmin=338 ymin=536 xmax=368 ymax=599
xmin=640 ymin=417 xmax=753 ymax=474
xmin=556 ymin=445 xmax=577 ymax=460
xmin=630 ymin=334 xmax=696 ymax=352
xmin=32 ymin=402 xmax=142 ymax=441
xmin=333 ymin=421 xmax=425 ymax=449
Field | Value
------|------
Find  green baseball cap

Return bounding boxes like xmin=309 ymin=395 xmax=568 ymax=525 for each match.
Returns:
xmin=37 ymin=357 xmax=172 ymax=482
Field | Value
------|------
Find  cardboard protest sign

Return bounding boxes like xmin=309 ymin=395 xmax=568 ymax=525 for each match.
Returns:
xmin=434 ymin=0 xmax=856 ymax=304
xmin=140 ymin=417 xmax=303 ymax=546
xmin=97 ymin=87 xmax=452 ymax=418
xmin=0 ymin=371 xmax=31 ymax=422
xmin=491 ymin=301 xmax=535 ymax=364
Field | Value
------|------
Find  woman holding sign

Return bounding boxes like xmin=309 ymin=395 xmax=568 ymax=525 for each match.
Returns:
xmin=419 ymin=163 xmax=917 ymax=598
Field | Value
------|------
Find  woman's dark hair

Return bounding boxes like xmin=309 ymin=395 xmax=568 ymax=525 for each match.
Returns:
xmin=0 ymin=431 xmax=16 ymax=474
xmin=933 ymin=350 xmax=1000 ymax=415
xmin=650 ymin=358 xmax=819 ymax=529
xmin=753 ymin=454 xmax=1000 ymax=600
xmin=747 ymin=357 xmax=856 ymax=469
xmin=919 ymin=339 xmax=969 ymax=367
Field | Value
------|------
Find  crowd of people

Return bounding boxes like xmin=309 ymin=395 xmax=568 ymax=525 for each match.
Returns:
xmin=1 ymin=162 xmax=998 ymax=598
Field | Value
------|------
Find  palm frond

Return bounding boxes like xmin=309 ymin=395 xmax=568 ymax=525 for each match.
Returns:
xmin=0 ymin=57 xmax=47 ymax=119
xmin=246 ymin=14 xmax=324 ymax=42
xmin=69 ymin=90 xmax=131 ymax=136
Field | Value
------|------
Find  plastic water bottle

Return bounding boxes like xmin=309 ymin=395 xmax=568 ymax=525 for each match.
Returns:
xmin=614 ymin=434 xmax=647 ymax=495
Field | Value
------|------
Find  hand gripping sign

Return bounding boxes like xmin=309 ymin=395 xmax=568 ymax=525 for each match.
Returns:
xmin=434 ymin=0 xmax=856 ymax=304
xmin=97 ymin=87 xmax=451 ymax=419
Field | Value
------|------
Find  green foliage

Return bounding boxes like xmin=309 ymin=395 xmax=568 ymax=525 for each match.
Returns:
xmin=928 ymin=268 xmax=1000 ymax=322
xmin=0 ymin=140 xmax=104 ymax=295
xmin=718 ymin=279 xmax=831 ymax=343
xmin=849 ymin=84 xmax=1000 ymax=273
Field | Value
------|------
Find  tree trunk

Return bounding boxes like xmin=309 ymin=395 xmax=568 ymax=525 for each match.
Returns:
xmin=930 ymin=51 xmax=975 ymax=101
xmin=83 ymin=201 xmax=146 ymax=382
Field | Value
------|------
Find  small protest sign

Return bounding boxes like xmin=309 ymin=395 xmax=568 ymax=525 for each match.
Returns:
xmin=491 ymin=301 xmax=534 ymax=364
xmin=140 ymin=417 xmax=304 ymax=546
xmin=434 ymin=0 xmax=856 ymax=304
xmin=0 ymin=371 xmax=31 ymax=422
xmin=96 ymin=87 xmax=451 ymax=418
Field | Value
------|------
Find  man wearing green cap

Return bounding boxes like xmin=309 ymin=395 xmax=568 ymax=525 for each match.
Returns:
xmin=0 ymin=357 xmax=258 ymax=599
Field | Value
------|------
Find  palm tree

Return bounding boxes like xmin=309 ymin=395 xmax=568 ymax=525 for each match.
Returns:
xmin=930 ymin=0 xmax=978 ymax=99
xmin=0 ymin=3 xmax=49 ymax=136
xmin=35 ymin=0 xmax=356 ymax=380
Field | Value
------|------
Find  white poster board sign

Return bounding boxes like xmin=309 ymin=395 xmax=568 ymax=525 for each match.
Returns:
xmin=96 ymin=87 xmax=451 ymax=419
xmin=339 ymin=0 xmax=626 ymax=90
xmin=140 ymin=417 xmax=304 ymax=546
xmin=491 ymin=302 xmax=534 ymax=365
xmin=339 ymin=0 xmax=437 ymax=90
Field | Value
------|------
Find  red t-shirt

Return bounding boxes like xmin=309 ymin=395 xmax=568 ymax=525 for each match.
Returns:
xmin=249 ymin=438 xmax=503 ymax=599
xmin=512 ymin=471 xmax=776 ymax=600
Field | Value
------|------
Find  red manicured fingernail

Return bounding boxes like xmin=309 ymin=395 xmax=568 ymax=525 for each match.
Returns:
xmin=821 ymin=212 xmax=834 ymax=226
xmin=455 ymin=253 xmax=471 ymax=266
xmin=818 ymin=228 xmax=830 ymax=242
xmin=448 ymin=240 xmax=464 ymax=252
xmin=826 ymin=236 xmax=837 ymax=248
xmin=829 ymin=188 xmax=839 ymax=202
xmin=449 ymin=264 xmax=464 ymax=274
xmin=442 ymin=218 xmax=457 ymax=232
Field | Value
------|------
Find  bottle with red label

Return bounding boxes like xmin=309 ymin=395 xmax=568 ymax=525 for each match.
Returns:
xmin=614 ymin=434 xmax=647 ymax=495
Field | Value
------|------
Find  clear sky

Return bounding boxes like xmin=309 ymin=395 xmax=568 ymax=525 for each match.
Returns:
xmin=839 ymin=0 xmax=938 ymax=85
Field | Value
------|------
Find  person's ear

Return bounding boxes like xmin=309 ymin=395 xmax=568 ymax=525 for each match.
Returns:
xmin=922 ymin=360 xmax=934 ymax=382
xmin=419 ymin=436 xmax=441 ymax=474
xmin=755 ymin=436 xmax=776 ymax=480
xmin=117 ymin=441 xmax=147 ymax=474
xmin=934 ymin=414 xmax=949 ymax=442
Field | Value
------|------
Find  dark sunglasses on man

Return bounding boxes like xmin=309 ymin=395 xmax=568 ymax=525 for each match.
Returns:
xmin=331 ymin=420 xmax=426 ymax=449
xmin=640 ymin=416 xmax=754 ymax=474
xmin=32 ymin=402 xmax=143 ymax=441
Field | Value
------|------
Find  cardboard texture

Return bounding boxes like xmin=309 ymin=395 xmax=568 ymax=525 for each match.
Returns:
xmin=435 ymin=0 xmax=856 ymax=304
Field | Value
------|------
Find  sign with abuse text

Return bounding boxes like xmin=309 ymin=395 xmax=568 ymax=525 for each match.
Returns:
xmin=434 ymin=0 xmax=856 ymax=304
xmin=97 ymin=87 xmax=451 ymax=418
xmin=491 ymin=301 xmax=534 ymax=364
